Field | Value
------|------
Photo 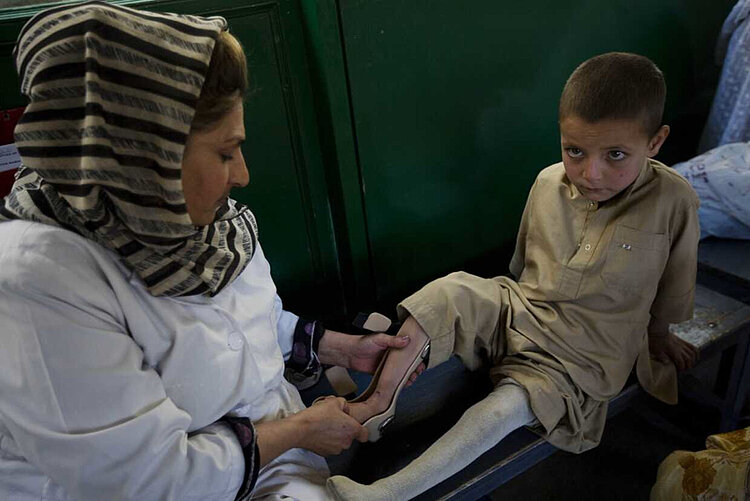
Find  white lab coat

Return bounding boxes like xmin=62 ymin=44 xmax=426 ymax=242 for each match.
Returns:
xmin=0 ymin=220 xmax=330 ymax=500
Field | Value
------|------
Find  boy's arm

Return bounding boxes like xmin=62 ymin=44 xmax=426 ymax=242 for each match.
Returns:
xmin=648 ymin=195 xmax=701 ymax=371
xmin=509 ymin=179 xmax=537 ymax=279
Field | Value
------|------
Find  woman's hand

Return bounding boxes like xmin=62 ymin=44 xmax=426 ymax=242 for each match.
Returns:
xmin=293 ymin=397 xmax=368 ymax=456
xmin=255 ymin=397 xmax=366 ymax=466
xmin=318 ymin=329 xmax=426 ymax=382
xmin=344 ymin=333 xmax=412 ymax=374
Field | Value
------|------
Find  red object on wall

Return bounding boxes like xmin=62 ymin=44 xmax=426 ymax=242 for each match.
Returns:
xmin=0 ymin=106 xmax=24 ymax=197
xmin=0 ymin=107 xmax=24 ymax=144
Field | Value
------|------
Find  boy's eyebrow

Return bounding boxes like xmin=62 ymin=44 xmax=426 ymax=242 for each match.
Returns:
xmin=560 ymin=140 xmax=632 ymax=150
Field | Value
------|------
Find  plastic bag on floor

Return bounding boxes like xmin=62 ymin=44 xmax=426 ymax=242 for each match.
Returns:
xmin=673 ymin=142 xmax=750 ymax=240
xmin=650 ymin=426 xmax=750 ymax=500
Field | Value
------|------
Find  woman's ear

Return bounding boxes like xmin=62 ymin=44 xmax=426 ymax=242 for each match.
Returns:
xmin=647 ymin=125 xmax=670 ymax=157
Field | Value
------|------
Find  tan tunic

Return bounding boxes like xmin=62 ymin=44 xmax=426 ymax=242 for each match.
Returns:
xmin=399 ymin=159 xmax=700 ymax=453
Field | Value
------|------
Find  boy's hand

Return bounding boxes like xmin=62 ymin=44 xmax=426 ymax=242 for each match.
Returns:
xmin=649 ymin=331 xmax=699 ymax=371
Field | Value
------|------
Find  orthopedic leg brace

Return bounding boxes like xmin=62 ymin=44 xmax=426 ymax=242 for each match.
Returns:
xmin=327 ymin=382 xmax=535 ymax=500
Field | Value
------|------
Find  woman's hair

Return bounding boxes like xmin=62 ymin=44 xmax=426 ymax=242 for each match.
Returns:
xmin=558 ymin=52 xmax=666 ymax=137
xmin=191 ymin=30 xmax=248 ymax=131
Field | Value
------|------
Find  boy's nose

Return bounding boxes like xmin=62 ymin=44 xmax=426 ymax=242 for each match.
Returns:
xmin=582 ymin=158 xmax=603 ymax=181
xmin=230 ymin=150 xmax=249 ymax=188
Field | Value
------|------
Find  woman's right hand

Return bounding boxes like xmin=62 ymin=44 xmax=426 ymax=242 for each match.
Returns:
xmin=255 ymin=396 xmax=367 ymax=466
xmin=293 ymin=396 xmax=368 ymax=456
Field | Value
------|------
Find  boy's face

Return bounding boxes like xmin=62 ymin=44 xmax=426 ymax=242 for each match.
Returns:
xmin=559 ymin=115 xmax=669 ymax=202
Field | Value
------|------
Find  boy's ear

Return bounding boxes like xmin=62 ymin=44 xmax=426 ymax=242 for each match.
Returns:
xmin=646 ymin=125 xmax=670 ymax=157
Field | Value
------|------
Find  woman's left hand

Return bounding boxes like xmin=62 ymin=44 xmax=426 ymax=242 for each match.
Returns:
xmin=345 ymin=333 xmax=412 ymax=374
xmin=318 ymin=330 xmax=426 ymax=384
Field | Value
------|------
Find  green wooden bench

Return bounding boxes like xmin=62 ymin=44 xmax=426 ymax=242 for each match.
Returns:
xmin=694 ymin=238 xmax=750 ymax=431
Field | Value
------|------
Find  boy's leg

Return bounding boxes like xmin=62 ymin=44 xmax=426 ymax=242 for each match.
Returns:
xmin=327 ymin=382 xmax=535 ymax=501
xmin=398 ymin=271 xmax=510 ymax=370
xmin=347 ymin=271 xmax=510 ymax=424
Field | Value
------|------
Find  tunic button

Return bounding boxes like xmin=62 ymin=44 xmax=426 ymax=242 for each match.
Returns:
xmin=228 ymin=331 xmax=244 ymax=350
xmin=584 ymin=244 xmax=591 ymax=251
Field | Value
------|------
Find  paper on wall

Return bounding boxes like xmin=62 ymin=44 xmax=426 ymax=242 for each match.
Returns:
xmin=0 ymin=143 xmax=21 ymax=173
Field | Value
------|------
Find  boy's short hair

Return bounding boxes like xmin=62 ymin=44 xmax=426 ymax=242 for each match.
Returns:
xmin=558 ymin=52 xmax=666 ymax=136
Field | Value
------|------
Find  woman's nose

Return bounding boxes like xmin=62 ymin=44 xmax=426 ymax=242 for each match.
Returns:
xmin=231 ymin=150 xmax=249 ymax=188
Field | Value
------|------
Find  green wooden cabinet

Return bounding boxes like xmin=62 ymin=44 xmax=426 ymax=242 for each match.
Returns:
xmin=0 ymin=0 xmax=347 ymax=318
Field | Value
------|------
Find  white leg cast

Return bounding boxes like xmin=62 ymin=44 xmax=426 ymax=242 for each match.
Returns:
xmin=327 ymin=383 xmax=535 ymax=501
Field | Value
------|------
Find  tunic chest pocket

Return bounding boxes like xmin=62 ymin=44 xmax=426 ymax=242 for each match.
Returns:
xmin=600 ymin=225 xmax=668 ymax=293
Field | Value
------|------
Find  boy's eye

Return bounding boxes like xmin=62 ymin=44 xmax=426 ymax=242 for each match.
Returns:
xmin=565 ymin=148 xmax=583 ymax=158
xmin=608 ymin=150 xmax=626 ymax=161
xmin=220 ymin=153 xmax=233 ymax=162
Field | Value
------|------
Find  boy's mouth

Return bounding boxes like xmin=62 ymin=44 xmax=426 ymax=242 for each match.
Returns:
xmin=578 ymin=185 xmax=612 ymax=200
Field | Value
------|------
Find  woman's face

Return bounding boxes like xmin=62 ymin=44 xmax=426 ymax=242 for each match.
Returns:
xmin=181 ymin=100 xmax=248 ymax=226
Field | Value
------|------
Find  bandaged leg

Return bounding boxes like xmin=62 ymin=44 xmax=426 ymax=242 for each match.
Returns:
xmin=327 ymin=382 xmax=535 ymax=501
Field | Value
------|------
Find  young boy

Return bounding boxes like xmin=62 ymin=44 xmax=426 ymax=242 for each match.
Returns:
xmin=328 ymin=52 xmax=700 ymax=500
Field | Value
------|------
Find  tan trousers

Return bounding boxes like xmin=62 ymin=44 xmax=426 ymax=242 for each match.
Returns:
xmin=397 ymin=271 xmax=512 ymax=372
xmin=396 ymin=271 xmax=614 ymax=455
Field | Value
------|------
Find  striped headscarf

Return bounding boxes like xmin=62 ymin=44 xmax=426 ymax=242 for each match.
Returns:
xmin=0 ymin=1 xmax=259 ymax=297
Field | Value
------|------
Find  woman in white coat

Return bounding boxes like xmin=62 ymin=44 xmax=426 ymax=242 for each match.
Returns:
xmin=0 ymin=2 xmax=423 ymax=499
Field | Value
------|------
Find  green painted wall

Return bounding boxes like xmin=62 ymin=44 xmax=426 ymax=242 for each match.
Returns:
xmin=334 ymin=0 xmax=736 ymax=309
xmin=0 ymin=0 xmax=738 ymax=322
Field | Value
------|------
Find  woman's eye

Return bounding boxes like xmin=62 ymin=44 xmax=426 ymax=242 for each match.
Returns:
xmin=608 ymin=150 xmax=626 ymax=161
xmin=220 ymin=154 xmax=233 ymax=162
xmin=566 ymin=148 xmax=583 ymax=158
